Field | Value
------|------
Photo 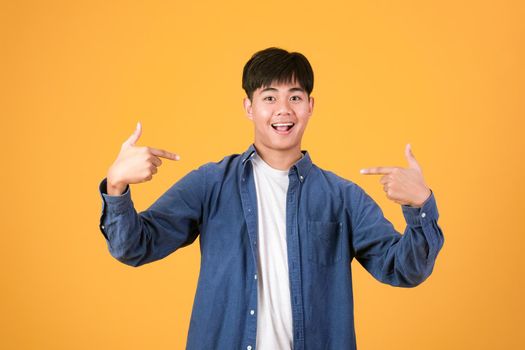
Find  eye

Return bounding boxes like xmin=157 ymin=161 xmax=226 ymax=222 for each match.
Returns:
xmin=263 ymin=96 xmax=276 ymax=102
xmin=290 ymin=95 xmax=303 ymax=102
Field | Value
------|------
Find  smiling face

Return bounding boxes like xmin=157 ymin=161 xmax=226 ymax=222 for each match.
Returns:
xmin=243 ymin=80 xmax=314 ymax=154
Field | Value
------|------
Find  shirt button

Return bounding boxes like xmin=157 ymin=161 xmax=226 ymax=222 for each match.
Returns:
xmin=248 ymin=208 xmax=251 ymax=212
xmin=421 ymin=212 xmax=426 ymax=218
xmin=299 ymin=175 xmax=304 ymax=181
xmin=247 ymin=346 xmax=252 ymax=350
xmin=250 ymin=309 xmax=255 ymax=315
xmin=254 ymin=274 xmax=257 ymax=280
xmin=101 ymin=225 xmax=105 ymax=229
xmin=242 ymin=177 xmax=245 ymax=182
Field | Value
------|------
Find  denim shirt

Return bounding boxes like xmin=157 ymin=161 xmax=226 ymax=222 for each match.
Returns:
xmin=98 ymin=143 xmax=444 ymax=350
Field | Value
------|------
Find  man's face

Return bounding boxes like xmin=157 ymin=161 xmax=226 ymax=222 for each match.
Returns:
xmin=243 ymin=80 xmax=314 ymax=153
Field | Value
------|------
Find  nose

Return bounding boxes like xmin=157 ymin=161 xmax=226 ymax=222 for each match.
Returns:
xmin=275 ymin=99 xmax=292 ymax=116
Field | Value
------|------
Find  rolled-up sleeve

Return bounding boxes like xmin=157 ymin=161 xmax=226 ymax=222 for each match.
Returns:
xmin=347 ymin=184 xmax=444 ymax=287
xmin=98 ymin=165 xmax=207 ymax=267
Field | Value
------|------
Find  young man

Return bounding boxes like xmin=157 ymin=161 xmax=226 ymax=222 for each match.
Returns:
xmin=98 ymin=47 xmax=444 ymax=350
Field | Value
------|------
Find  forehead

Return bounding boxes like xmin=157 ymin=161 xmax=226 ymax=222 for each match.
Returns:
xmin=256 ymin=80 xmax=306 ymax=94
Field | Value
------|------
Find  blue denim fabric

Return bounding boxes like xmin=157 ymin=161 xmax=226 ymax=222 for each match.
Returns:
xmin=98 ymin=143 xmax=444 ymax=350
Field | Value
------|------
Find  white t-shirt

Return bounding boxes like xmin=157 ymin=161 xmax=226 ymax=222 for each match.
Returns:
xmin=251 ymin=152 xmax=294 ymax=350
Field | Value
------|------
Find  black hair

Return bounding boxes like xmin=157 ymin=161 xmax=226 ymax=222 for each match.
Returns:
xmin=242 ymin=47 xmax=314 ymax=100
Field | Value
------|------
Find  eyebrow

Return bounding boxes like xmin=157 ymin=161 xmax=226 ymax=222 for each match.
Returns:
xmin=260 ymin=87 xmax=306 ymax=93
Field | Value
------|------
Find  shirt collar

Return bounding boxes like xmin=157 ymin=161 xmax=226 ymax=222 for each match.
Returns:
xmin=241 ymin=143 xmax=313 ymax=182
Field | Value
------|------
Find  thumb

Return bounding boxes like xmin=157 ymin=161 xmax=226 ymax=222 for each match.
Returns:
xmin=405 ymin=143 xmax=421 ymax=170
xmin=124 ymin=121 xmax=142 ymax=147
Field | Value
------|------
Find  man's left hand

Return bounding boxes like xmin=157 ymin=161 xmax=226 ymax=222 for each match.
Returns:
xmin=359 ymin=144 xmax=431 ymax=208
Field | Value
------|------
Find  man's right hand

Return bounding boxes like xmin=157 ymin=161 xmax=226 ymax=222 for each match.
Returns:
xmin=106 ymin=122 xmax=180 ymax=195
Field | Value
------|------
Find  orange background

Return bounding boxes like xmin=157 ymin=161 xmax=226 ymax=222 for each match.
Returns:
xmin=1 ymin=0 xmax=524 ymax=349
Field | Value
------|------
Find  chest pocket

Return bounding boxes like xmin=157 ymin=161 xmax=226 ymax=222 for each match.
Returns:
xmin=307 ymin=220 xmax=343 ymax=266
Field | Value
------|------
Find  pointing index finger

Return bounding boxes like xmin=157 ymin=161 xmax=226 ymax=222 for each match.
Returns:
xmin=360 ymin=167 xmax=397 ymax=175
xmin=150 ymin=147 xmax=180 ymax=161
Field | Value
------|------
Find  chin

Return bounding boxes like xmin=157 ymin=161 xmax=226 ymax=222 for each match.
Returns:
xmin=255 ymin=131 xmax=304 ymax=151
xmin=266 ymin=140 xmax=300 ymax=151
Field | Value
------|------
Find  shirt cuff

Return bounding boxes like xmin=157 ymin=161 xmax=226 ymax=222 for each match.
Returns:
xmin=401 ymin=189 xmax=439 ymax=226
xmin=99 ymin=177 xmax=133 ymax=215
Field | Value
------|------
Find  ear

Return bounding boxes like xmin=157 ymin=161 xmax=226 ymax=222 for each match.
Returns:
xmin=243 ymin=97 xmax=253 ymax=120
xmin=308 ymin=96 xmax=315 ymax=116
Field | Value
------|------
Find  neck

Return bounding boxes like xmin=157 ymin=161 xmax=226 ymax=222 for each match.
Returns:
xmin=253 ymin=141 xmax=303 ymax=171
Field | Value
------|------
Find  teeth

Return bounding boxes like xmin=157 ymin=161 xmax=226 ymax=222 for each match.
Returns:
xmin=272 ymin=122 xmax=294 ymax=126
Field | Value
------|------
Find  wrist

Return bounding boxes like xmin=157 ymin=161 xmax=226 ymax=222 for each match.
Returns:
xmin=107 ymin=175 xmax=127 ymax=196
xmin=411 ymin=187 xmax=431 ymax=208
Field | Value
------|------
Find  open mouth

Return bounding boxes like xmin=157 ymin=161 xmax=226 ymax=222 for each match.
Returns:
xmin=271 ymin=122 xmax=295 ymax=133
